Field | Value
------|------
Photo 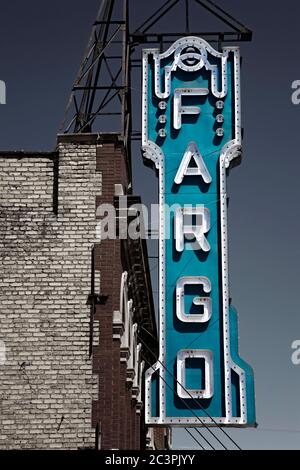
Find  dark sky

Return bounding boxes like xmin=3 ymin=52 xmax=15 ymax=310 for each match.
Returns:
xmin=1 ymin=0 xmax=300 ymax=450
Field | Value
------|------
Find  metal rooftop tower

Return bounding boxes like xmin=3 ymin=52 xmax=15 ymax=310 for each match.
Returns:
xmin=60 ymin=0 xmax=252 ymax=172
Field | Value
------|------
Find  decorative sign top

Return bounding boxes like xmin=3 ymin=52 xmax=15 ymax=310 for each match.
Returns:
xmin=142 ymin=37 xmax=255 ymax=426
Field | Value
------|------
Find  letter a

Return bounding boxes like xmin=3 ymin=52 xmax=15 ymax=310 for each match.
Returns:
xmin=174 ymin=142 xmax=212 ymax=185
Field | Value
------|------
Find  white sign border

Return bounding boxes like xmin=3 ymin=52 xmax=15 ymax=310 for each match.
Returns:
xmin=142 ymin=37 xmax=248 ymax=426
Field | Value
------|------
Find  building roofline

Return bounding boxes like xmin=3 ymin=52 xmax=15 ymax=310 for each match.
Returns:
xmin=0 ymin=150 xmax=57 ymax=158
xmin=57 ymin=132 xmax=123 ymax=146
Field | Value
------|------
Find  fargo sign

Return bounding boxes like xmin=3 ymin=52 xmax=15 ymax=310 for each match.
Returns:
xmin=142 ymin=37 xmax=255 ymax=426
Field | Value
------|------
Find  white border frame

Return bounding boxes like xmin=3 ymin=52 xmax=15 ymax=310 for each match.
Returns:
xmin=142 ymin=37 xmax=247 ymax=426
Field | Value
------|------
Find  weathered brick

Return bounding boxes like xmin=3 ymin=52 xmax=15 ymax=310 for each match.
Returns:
xmin=0 ymin=145 xmax=99 ymax=450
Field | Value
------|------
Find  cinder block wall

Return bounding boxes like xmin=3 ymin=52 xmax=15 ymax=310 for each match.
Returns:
xmin=0 ymin=143 xmax=101 ymax=449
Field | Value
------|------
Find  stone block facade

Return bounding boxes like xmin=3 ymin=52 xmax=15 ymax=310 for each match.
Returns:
xmin=0 ymin=143 xmax=100 ymax=449
xmin=0 ymin=134 xmax=168 ymax=450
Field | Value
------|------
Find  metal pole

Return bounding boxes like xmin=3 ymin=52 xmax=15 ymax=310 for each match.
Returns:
xmin=185 ymin=0 xmax=190 ymax=34
xmin=121 ymin=0 xmax=128 ymax=139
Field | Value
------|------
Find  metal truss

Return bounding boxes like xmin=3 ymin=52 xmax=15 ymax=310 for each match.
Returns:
xmin=60 ymin=0 xmax=252 ymax=173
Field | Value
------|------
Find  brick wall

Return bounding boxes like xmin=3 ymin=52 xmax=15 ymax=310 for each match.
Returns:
xmin=0 ymin=143 xmax=100 ymax=449
xmin=92 ymin=142 xmax=141 ymax=450
xmin=0 ymin=135 xmax=168 ymax=450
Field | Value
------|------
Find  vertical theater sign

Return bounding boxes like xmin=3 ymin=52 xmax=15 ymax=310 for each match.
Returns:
xmin=142 ymin=37 xmax=255 ymax=426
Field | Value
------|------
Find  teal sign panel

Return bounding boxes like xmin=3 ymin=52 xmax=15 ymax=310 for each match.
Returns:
xmin=142 ymin=37 xmax=255 ymax=426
